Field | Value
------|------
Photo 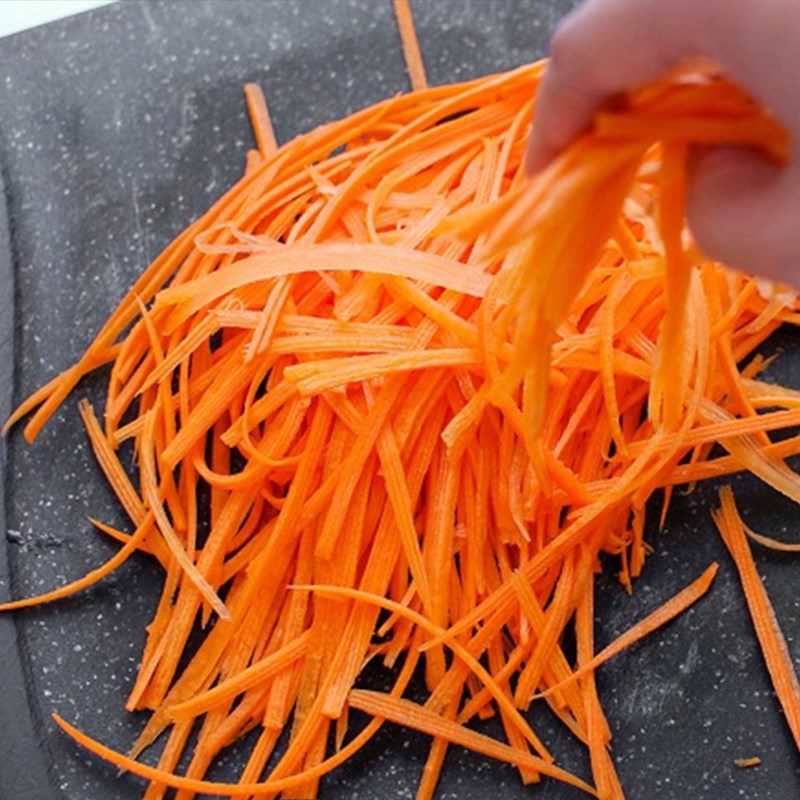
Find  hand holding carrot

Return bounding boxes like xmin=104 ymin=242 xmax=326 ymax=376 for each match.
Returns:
xmin=527 ymin=0 xmax=800 ymax=283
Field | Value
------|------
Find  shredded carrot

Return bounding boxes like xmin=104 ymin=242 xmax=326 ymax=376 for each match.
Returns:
xmin=347 ymin=690 xmax=596 ymax=795
xmin=2 ymin=14 xmax=799 ymax=800
xmin=530 ymin=563 xmax=718 ymax=701
xmin=713 ymin=488 xmax=800 ymax=752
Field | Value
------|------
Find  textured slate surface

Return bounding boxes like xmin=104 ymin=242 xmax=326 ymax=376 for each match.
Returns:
xmin=0 ymin=1 xmax=799 ymax=798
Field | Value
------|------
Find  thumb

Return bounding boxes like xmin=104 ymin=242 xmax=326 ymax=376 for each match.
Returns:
xmin=687 ymin=147 xmax=800 ymax=286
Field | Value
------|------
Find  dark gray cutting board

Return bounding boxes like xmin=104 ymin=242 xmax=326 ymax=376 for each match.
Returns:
xmin=1 ymin=1 xmax=799 ymax=798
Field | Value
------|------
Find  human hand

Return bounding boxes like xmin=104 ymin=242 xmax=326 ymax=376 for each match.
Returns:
xmin=527 ymin=0 xmax=800 ymax=283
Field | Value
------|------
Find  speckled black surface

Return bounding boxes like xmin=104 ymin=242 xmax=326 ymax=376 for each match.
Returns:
xmin=1 ymin=1 xmax=799 ymax=798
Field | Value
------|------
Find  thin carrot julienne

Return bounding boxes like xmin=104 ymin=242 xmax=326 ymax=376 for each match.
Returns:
xmin=244 ymin=82 xmax=278 ymax=158
xmin=347 ymin=690 xmax=596 ymax=796
xmin=528 ymin=563 xmax=718 ymax=701
xmin=1 ymin=16 xmax=799 ymax=800
xmin=713 ymin=488 xmax=800 ymax=751
xmin=393 ymin=0 xmax=428 ymax=92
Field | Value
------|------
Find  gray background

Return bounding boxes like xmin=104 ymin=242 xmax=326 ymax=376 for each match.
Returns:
xmin=1 ymin=1 xmax=799 ymax=798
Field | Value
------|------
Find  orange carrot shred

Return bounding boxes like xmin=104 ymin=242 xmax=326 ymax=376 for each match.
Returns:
xmin=1 ymin=46 xmax=797 ymax=800
xmin=393 ymin=0 xmax=428 ymax=92
xmin=713 ymin=488 xmax=800 ymax=753
xmin=244 ymin=82 xmax=279 ymax=158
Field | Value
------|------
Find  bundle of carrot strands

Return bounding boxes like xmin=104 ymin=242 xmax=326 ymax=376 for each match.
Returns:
xmin=4 ymin=5 xmax=800 ymax=797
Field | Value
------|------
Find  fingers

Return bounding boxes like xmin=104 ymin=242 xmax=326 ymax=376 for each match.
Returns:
xmin=526 ymin=0 xmax=800 ymax=174
xmin=526 ymin=0 xmax=800 ymax=282
xmin=688 ymin=150 xmax=800 ymax=285
xmin=526 ymin=0 xmax=688 ymax=173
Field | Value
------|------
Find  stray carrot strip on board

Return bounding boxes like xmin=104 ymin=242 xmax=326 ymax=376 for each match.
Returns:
xmin=530 ymin=563 xmax=718 ymax=700
xmin=347 ymin=691 xmax=596 ymax=796
xmin=244 ymin=82 xmax=278 ymax=157
xmin=393 ymin=0 xmax=428 ymax=91
xmin=0 ymin=517 xmax=152 ymax=611
xmin=713 ymin=488 xmax=800 ymax=751
xmin=742 ymin=523 xmax=800 ymax=553
xmin=2 ymin=9 xmax=800 ymax=799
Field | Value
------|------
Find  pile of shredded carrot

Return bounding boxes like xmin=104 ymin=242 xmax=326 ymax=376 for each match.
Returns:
xmin=4 ymin=4 xmax=800 ymax=798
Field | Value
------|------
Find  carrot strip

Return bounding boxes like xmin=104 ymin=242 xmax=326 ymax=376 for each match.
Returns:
xmin=713 ymin=488 xmax=800 ymax=752
xmin=155 ymin=244 xmax=491 ymax=318
xmin=168 ymin=631 xmax=310 ymax=721
xmin=347 ymin=691 xmax=595 ymax=796
xmin=295 ymin=583 xmax=552 ymax=759
xmin=393 ymin=0 xmax=428 ymax=92
xmin=79 ymin=400 xmax=146 ymax=525
xmin=531 ymin=563 xmax=718 ymax=700
xmin=743 ymin=526 xmax=800 ymax=553
xmin=140 ymin=410 xmax=230 ymax=620
xmin=244 ymin=83 xmax=278 ymax=157
xmin=0 ymin=517 xmax=152 ymax=611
